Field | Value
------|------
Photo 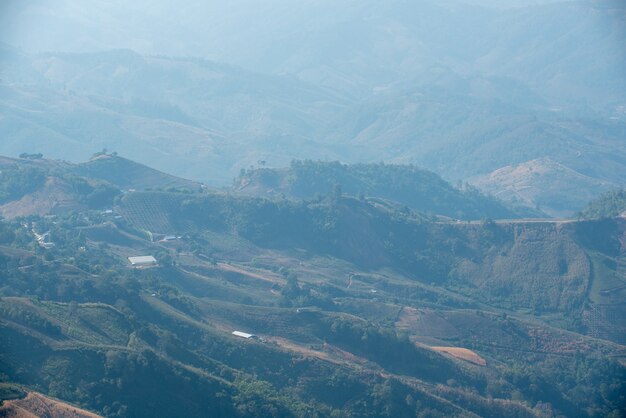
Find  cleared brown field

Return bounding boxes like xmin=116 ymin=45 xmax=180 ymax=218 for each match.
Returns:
xmin=430 ymin=346 xmax=487 ymax=366
xmin=0 ymin=392 xmax=101 ymax=418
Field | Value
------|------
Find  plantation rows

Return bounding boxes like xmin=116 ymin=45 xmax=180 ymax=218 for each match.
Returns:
xmin=118 ymin=192 xmax=183 ymax=234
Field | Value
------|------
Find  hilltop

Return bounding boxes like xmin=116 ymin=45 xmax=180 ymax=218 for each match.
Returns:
xmin=0 ymin=153 xmax=202 ymax=219
xmin=234 ymin=160 xmax=539 ymax=220
xmin=0 ymin=154 xmax=533 ymax=221
xmin=71 ymin=153 xmax=201 ymax=192
xmin=469 ymin=158 xmax=619 ymax=217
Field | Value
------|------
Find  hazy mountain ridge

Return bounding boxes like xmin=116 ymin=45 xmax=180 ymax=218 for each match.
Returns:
xmin=0 ymin=48 xmax=349 ymax=184
xmin=1 ymin=0 xmax=625 ymax=213
xmin=0 ymin=154 xmax=530 ymax=221
xmin=1 ymin=46 xmax=624 ymax=215
xmin=4 ymin=1 xmax=624 ymax=107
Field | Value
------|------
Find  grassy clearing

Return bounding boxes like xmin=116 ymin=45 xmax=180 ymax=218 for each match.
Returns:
xmin=587 ymin=252 xmax=626 ymax=305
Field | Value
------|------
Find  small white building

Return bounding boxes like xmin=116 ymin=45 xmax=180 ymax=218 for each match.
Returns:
xmin=128 ymin=255 xmax=158 ymax=267
xmin=232 ymin=331 xmax=257 ymax=340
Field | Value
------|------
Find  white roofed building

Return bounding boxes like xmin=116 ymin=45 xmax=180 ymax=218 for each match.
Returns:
xmin=128 ymin=255 xmax=158 ymax=267
xmin=232 ymin=331 xmax=257 ymax=339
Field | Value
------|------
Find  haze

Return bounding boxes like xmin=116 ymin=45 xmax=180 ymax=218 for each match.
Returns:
xmin=1 ymin=1 xmax=626 ymax=417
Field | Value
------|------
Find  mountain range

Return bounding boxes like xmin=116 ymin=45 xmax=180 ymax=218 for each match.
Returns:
xmin=1 ymin=0 xmax=625 ymax=216
xmin=1 ymin=1 xmax=626 ymax=416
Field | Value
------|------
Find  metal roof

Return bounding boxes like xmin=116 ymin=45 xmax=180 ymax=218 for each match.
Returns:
xmin=232 ymin=331 xmax=254 ymax=339
xmin=128 ymin=255 xmax=157 ymax=265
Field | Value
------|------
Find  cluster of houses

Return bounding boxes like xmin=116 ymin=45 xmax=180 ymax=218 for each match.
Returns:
xmin=35 ymin=231 xmax=55 ymax=249
xmin=28 ymin=223 xmax=55 ymax=249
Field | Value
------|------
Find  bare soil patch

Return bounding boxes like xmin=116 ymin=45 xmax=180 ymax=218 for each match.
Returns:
xmin=0 ymin=392 xmax=101 ymax=418
xmin=430 ymin=346 xmax=486 ymax=366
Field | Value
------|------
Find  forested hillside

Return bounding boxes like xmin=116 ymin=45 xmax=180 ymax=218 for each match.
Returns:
xmin=234 ymin=160 xmax=538 ymax=220
xmin=1 ymin=1 xmax=625 ymax=415
xmin=0 ymin=154 xmax=202 ymax=219
xmin=0 ymin=156 xmax=624 ymax=417
xmin=580 ymin=189 xmax=626 ymax=220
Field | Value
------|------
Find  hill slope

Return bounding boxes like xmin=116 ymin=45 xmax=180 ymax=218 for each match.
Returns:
xmin=469 ymin=158 xmax=619 ymax=217
xmin=1 ymin=0 xmax=625 ymax=213
xmin=0 ymin=391 xmax=102 ymax=418
xmin=0 ymin=158 xmax=624 ymax=416
xmin=234 ymin=160 xmax=536 ymax=220
xmin=71 ymin=153 xmax=201 ymax=191
xmin=0 ymin=154 xmax=203 ymax=219
xmin=580 ymin=189 xmax=626 ymax=220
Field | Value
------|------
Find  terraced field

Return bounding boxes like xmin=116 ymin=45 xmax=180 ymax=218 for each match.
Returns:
xmin=0 ymin=160 xmax=624 ymax=416
xmin=118 ymin=191 xmax=186 ymax=234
